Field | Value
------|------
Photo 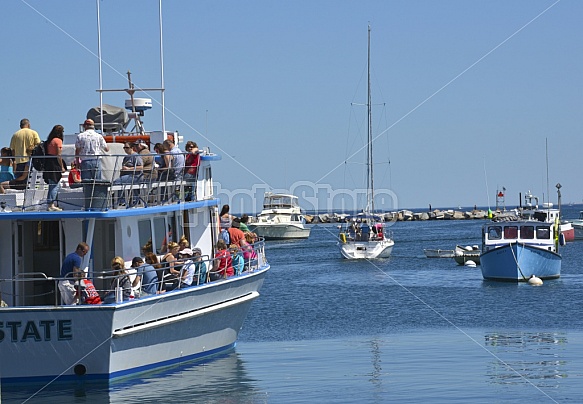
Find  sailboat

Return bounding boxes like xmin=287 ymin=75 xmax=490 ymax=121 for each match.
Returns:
xmin=337 ymin=25 xmax=395 ymax=259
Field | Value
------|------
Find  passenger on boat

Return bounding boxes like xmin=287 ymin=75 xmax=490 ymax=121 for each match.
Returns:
xmin=177 ymin=248 xmax=194 ymax=287
xmin=161 ymin=241 xmax=181 ymax=290
xmin=230 ymin=244 xmax=244 ymax=276
xmin=183 ymin=141 xmax=200 ymax=201
xmin=75 ymin=118 xmax=109 ymax=180
xmin=154 ymin=142 xmax=170 ymax=180
xmin=163 ymin=138 xmax=184 ymax=181
xmin=219 ymin=205 xmax=233 ymax=230
xmin=10 ymin=118 xmax=40 ymax=179
xmin=192 ymin=247 xmax=208 ymax=284
xmin=112 ymin=141 xmax=143 ymax=205
xmin=360 ymin=220 xmax=371 ymax=241
xmin=239 ymin=214 xmax=250 ymax=232
xmin=210 ymin=239 xmax=234 ymax=281
xmin=102 ymin=256 xmax=132 ymax=303
xmin=0 ymin=161 xmax=29 ymax=193
xmin=349 ymin=219 xmax=360 ymax=240
xmin=144 ymin=252 xmax=164 ymax=292
xmin=154 ymin=142 xmax=173 ymax=201
xmin=228 ymin=219 xmax=248 ymax=247
xmin=58 ymin=242 xmax=90 ymax=305
xmin=242 ymin=232 xmax=258 ymax=269
xmin=68 ymin=161 xmax=82 ymax=188
xmin=0 ymin=147 xmax=15 ymax=183
xmin=133 ymin=139 xmax=157 ymax=182
xmin=183 ymin=141 xmax=200 ymax=179
xmin=43 ymin=125 xmax=67 ymax=212
xmin=178 ymin=235 xmax=190 ymax=252
xmin=131 ymin=256 xmax=159 ymax=296
xmin=372 ymin=223 xmax=384 ymax=240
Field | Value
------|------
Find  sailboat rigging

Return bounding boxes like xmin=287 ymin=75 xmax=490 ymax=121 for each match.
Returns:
xmin=338 ymin=25 xmax=395 ymax=260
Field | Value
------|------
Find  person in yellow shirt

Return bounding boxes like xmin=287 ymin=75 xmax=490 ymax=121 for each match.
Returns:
xmin=9 ymin=118 xmax=40 ymax=178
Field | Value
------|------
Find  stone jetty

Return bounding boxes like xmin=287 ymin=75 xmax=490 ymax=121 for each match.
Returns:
xmin=305 ymin=209 xmax=494 ymax=224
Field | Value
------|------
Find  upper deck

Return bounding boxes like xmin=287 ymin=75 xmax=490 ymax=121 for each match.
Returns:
xmin=0 ymin=142 xmax=220 ymax=219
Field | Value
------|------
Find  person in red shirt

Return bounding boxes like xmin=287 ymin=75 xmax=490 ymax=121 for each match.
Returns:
xmin=210 ymin=239 xmax=233 ymax=281
xmin=227 ymin=218 xmax=247 ymax=247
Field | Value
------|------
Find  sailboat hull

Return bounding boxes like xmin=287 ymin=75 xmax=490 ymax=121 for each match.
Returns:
xmin=338 ymin=239 xmax=394 ymax=259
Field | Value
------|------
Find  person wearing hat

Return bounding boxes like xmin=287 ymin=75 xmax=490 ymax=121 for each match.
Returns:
xmin=133 ymin=139 xmax=157 ymax=181
xmin=178 ymin=248 xmax=196 ymax=288
xmin=131 ymin=256 xmax=159 ymax=296
xmin=74 ymin=118 xmax=109 ymax=180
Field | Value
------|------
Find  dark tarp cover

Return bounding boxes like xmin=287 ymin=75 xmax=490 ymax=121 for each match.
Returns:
xmin=86 ymin=104 xmax=129 ymax=131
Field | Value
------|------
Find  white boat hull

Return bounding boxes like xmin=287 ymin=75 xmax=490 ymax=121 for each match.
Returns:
xmin=338 ymin=239 xmax=394 ymax=259
xmin=250 ymin=223 xmax=310 ymax=240
xmin=0 ymin=269 xmax=268 ymax=382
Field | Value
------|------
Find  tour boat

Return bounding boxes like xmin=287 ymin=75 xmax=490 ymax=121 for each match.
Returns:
xmin=0 ymin=3 xmax=269 ymax=383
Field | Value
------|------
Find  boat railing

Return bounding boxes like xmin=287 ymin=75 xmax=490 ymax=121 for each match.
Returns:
xmin=0 ymin=239 xmax=267 ymax=308
xmin=0 ymin=151 xmax=210 ymax=212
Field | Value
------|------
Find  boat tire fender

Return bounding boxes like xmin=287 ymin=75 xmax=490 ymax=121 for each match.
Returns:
xmin=339 ymin=233 xmax=347 ymax=244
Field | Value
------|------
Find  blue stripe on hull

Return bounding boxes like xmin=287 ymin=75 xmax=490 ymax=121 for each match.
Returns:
xmin=0 ymin=343 xmax=235 ymax=384
xmin=480 ymin=243 xmax=561 ymax=281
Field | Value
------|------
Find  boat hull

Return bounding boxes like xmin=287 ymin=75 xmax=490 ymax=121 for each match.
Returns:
xmin=250 ymin=224 xmax=310 ymax=240
xmin=573 ymin=223 xmax=583 ymax=240
xmin=0 ymin=268 xmax=268 ymax=382
xmin=338 ymin=239 xmax=394 ymax=259
xmin=424 ymin=249 xmax=455 ymax=258
xmin=560 ymin=223 xmax=575 ymax=242
xmin=480 ymin=243 xmax=561 ymax=281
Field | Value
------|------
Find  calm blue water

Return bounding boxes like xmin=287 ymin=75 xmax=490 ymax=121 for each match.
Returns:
xmin=5 ymin=205 xmax=583 ymax=403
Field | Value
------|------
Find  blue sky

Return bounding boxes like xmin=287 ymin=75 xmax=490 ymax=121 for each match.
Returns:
xmin=1 ymin=0 xmax=582 ymax=213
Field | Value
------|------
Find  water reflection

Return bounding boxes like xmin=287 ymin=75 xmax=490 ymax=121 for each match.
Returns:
xmin=1 ymin=351 xmax=263 ymax=403
xmin=484 ymin=331 xmax=568 ymax=386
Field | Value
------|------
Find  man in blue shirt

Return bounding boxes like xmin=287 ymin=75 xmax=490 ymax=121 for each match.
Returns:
xmin=59 ymin=242 xmax=90 ymax=304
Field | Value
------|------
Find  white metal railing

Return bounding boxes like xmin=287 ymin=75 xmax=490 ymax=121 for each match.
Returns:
xmin=0 ymin=239 xmax=266 ymax=308
xmin=0 ymin=151 xmax=207 ymax=211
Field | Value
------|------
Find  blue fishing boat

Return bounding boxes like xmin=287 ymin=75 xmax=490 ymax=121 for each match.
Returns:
xmin=0 ymin=3 xmax=269 ymax=383
xmin=480 ymin=219 xmax=561 ymax=281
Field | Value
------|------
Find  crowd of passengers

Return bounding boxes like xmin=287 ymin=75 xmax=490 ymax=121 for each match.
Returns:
xmin=59 ymin=219 xmax=260 ymax=305
xmin=0 ymin=117 xmax=201 ymax=210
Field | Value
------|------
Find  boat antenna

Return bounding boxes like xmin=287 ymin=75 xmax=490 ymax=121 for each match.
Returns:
xmin=367 ymin=24 xmax=374 ymax=213
xmin=96 ymin=0 xmax=104 ymax=132
xmin=158 ymin=0 xmax=166 ymax=135
xmin=545 ymin=137 xmax=550 ymax=214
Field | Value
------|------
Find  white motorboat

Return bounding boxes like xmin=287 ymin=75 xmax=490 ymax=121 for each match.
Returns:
xmin=571 ymin=211 xmax=583 ymax=240
xmin=519 ymin=189 xmax=574 ymax=242
xmin=337 ymin=25 xmax=395 ymax=259
xmin=250 ymin=192 xmax=311 ymax=240
xmin=0 ymin=4 xmax=269 ymax=383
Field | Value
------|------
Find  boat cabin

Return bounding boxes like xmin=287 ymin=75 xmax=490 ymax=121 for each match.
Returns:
xmin=482 ymin=221 xmax=558 ymax=253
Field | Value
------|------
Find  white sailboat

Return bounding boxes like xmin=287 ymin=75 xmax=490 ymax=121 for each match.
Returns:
xmin=338 ymin=25 xmax=395 ymax=260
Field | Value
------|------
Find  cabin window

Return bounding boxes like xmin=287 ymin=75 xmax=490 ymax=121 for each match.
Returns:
xmin=487 ymin=226 xmax=502 ymax=240
xmin=503 ymin=226 xmax=518 ymax=239
xmin=520 ymin=226 xmax=535 ymax=239
xmin=536 ymin=226 xmax=551 ymax=239
xmin=138 ymin=219 xmax=153 ymax=254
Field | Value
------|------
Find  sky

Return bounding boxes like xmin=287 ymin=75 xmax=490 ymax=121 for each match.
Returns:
xmin=1 ymin=0 xmax=582 ymax=214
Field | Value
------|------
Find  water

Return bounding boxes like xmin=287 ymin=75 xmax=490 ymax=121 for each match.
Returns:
xmin=4 ymin=205 xmax=583 ymax=403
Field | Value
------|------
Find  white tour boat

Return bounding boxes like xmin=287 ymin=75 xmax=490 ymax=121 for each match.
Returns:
xmin=0 ymin=4 xmax=269 ymax=384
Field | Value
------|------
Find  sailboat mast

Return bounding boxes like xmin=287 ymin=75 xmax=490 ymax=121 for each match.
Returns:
xmin=367 ymin=24 xmax=374 ymax=213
